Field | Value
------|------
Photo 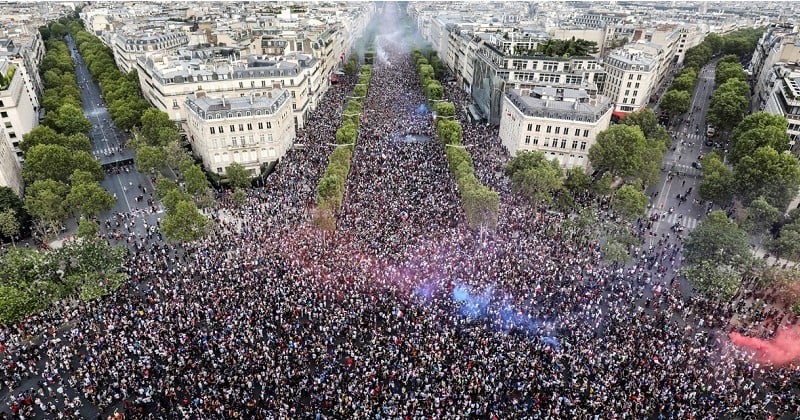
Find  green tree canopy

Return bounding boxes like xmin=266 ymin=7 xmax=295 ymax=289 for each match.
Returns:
xmin=684 ymin=210 xmax=750 ymax=266
xmin=660 ymin=90 xmax=691 ymax=118
xmin=698 ymin=152 xmax=734 ymax=205
xmin=612 ymin=184 xmax=649 ymax=221
xmin=729 ymin=126 xmax=790 ymax=166
xmin=681 ymin=260 xmax=742 ymax=300
xmin=162 ymin=200 xmax=210 ymax=242
xmin=734 ymin=146 xmax=800 ymax=209
xmin=225 ymin=162 xmax=251 ymax=189
xmin=588 ymin=124 xmax=647 ymax=179
xmin=506 ymin=151 xmax=564 ymax=206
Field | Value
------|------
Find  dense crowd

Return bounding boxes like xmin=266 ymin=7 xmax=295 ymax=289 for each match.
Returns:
xmin=2 ymin=5 xmax=800 ymax=419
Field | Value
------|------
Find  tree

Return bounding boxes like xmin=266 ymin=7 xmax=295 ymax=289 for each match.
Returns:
xmin=602 ymin=239 xmax=631 ymax=264
xmin=335 ymin=122 xmax=358 ymax=145
xmin=612 ymin=184 xmax=649 ymax=221
xmin=76 ymin=218 xmax=99 ymax=239
xmin=659 ymin=90 xmax=691 ymax=118
xmin=744 ymin=196 xmax=781 ymax=244
xmin=0 ymin=208 xmax=20 ymax=246
xmin=729 ymin=126 xmax=790 ymax=166
xmin=731 ymin=112 xmax=788 ymax=141
xmin=317 ymin=174 xmax=344 ymax=210
xmin=592 ymin=172 xmax=613 ymax=197
xmin=437 ymin=119 xmax=462 ymax=145
xmin=588 ymin=124 xmax=646 ymax=179
xmin=698 ymin=153 xmax=734 ymax=205
xmin=66 ymin=179 xmax=115 ymax=218
xmin=461 ymin=183 xmax=500 ymax=230
xmin=163 ymin=140 xmax=193 ymax=172
xmin=619 ymin=108 xmax=663 ymax=140
xmin=681 ymin=260 xmax=742 ymax=300
xmin=20 ymin=126 xmax=65 ymax=153
xmin=715 ymin=61 xmax=747 ymax=85
xmin=230 ymin=188 xmax=246 ymax=206
xmin=734 ymin=146 xmax=800 ymax=209
xmin=24 ymin=179 xmax=69 ymax=237
xmin=671 ymin=69 xmax=697 ymax=92
xmin=563 ymin=167 xmax=591 ymax=196
xmin=44 ymin=103 xmax=92 ymax=136
xmin=135 ymin=144 xmax=166 ymax=174
xmin=433 ymin=101 xmax=456 ymax=118
xmin=22 ymin=144 xmax=76 ymax=183
xmin=139 ymin=109 xmax=180 ymax=147
xmin=769 ymin=227 xmax=800 ymax=262
xmin=425 ymin=80 xmax=443 ymax=100
xmin=225 ymin=162 xmax=251 ymax=189
xmin=0 ymin=186 xmax=28 ymax=237
xmin=509 ymin=156 xmax=563 ymax=206
xmin=182 ymin=164 xmax=210 ymax=197
xmin=161 ymin=200 xmax=209 ymax=242
xmin=707 ymin=89 xmax=749 ymax=132
xmin=684 ymin=210 xmax=750 ymax=266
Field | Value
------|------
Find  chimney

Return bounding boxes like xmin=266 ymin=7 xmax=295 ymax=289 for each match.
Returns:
xmin=267 ymin=91 xmax=273 ymax=98
xmin=221 ymin=94 xmax=226 ymax=107
xmin=196 ymin=90 xmax=205 ymax=98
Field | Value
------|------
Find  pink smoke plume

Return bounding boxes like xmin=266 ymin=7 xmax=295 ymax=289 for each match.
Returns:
xmin=729 ymin=324 xmax=800 ymax=366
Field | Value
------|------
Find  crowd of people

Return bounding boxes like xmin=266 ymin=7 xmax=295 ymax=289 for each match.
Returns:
xmin=2 ymin=5 xmax=800 ymax=418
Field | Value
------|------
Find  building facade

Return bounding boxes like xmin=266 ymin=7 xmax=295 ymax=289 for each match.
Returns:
xmin=499 ymin=87 xmax=613 ymax=169
xmin=136 ymin=52 xmax=320 ymax=132
xmin=184 ymin=89 xmax=295 ymax=175
xmin=602 ymin=47 xmax=658 ymax=112
xmin=0 ymin=58 xmax=38 ymax=163
xmin=112 ymin=30 xmax=189 ymax=74
xmin=0 ymin=127 xmax=22 ymax=196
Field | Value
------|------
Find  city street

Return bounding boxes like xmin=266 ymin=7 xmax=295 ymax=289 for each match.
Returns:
xmin=63 ymin=35 xmax=163 ymax=238
xmin=646 ymin=60 xmax=720 ymax=249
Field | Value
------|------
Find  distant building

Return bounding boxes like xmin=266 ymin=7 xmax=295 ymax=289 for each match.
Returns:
xmin=498 ymin=87 xmax=613 ymax=169
xmin=0 ymin=127 xmax=22 ymax=196
xmin=762 ymin=66 xmax=800 ymax=151
xmin=136 ymin=52 xmax=320 ymax=132
xmin=112 ymin=30 xmax=189 ymax=73
xmin=602 ymin=47 xmax=658 ymax=112
xmin=749 ymin=24 xmax=800 ymax=112
xmin=0 ymin=58 xmax=38 ymax=163
xmin=184 ymin=89 xmax=295 ymax=176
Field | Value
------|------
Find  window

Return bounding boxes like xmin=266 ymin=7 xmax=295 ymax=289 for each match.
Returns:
xmin=637 ymin=74 xmax=642 ymax=80
xmin=240 ymin=136 xmax=246 ymax=145
xmin=555 ymin=127 xmax=560 ymax=135
xmin=3 ymin=122 xmax=11 ymax=128
xmin=546 ymin=126 xmax=552 ymax=133
xmin=628 ymin=74 xmax=633 ymax=80
xmin=266 ymin=122 xmax=272 ymax=129
xmin=560 ymin=139 xmax=567 ymax=148
xmin=533 ymin=138 xmax=538 ymax=145
xmin=250 ymin=135 xmax=255 ymax=144
xmin=239 ymin=124 xmax=244 ymax=132
xmin=0 ymin=101 xmax=4 ymax=107
xmin=563 ymin=128 xmax=569 ymax=136
xmin=525 ymin=135 xmax=531 ymax=144
xmin=230 ymin=125 xmax=236 ymax=132
xmin=172 ymin=99 xmax=178 ymax=108
xmin=239 ymin=82 xmax=244 ymax=88
xmin=246 ymin=111 xmax=251 ymax=117
xmin=291 ymin=91 xmax=296 ymax=98
xmin=635 ymin=82 xmax=640 ymax=88
xmin=624 ymin=90 xmax=630 ymax=96
xmin=232 ymin=137 xmax=237 ymax=146
xmin=572 ymin=140 xmax=578 ymax=149
xmin=216 ymin=113 xmax=221 ymax=119
xmin=237 ymin=112 xmax=242 ymax=118
xmin=627 ymin=82 xmax=632 ymax=88
xmin=258 ymin=122 xmax=264 ymax=130
xmin=292 ymin=103 xmax=296 ymax=110
xmin=527 ymin=123 xmax=533 ymax=131
xmin=0 ymin=111 xmax=8 ymax=118
xmin=219 ymin=126 xmax=224 ymax=133
xmin=247 ymin=123 xmax=252 ymax=130
xmin=210 ymin=127 xmax=216 ymax=134
xmin=8 ymin=132 xmax=15 ymax=139
xmin=544 ymin=138 xmax=550 ymax=147
xmin=580 ymin=141 xmax=587 ymax=150
xmin=259 ymin=134 xmax=265 ymax=143
xmin=632 ymin=90 xmax=638 ymax=97
xmin=268 ymin=133 xmax=274 ymax=142
xmin=583 ymin=129 xmax=589 ymax=137
xmin=535 ymin=124 xmax=541 ymax=132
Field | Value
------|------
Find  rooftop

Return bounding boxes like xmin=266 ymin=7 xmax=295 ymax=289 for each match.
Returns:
xmin=186 ymin=89 xmax=290 ymax=118
xmin=506 ymin=88 xmax=613 ymax=122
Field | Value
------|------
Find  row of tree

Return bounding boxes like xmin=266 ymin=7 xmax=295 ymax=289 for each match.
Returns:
xmin=21 ymin=22 xmax=114 ymax=240
xmin=69 ymin=23 xmax=151 ymax=131
xmin=0 ymin=236 xmax=127 ymax=325
xmin=706 ymin=56 xmax=750 ymax=133
xmin=60 ymin=19 xmax=212 ymax=242
xmin=412 ymin=48 xmax=500 ymax=231
xmin=314 ymin=63 xmax=372 ymax=232
xmin=659 ymin=28 xmax=763 ymax=121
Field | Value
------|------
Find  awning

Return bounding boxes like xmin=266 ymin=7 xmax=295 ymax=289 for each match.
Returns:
xmin=611 ymin=111 xmax=627 ymax=119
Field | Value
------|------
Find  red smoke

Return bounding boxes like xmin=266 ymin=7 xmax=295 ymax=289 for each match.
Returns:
xmin=729 ymin=324 xmax=800 ymax=366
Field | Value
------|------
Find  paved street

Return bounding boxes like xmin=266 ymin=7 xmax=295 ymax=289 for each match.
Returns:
xmin=63 ymin=35 xmax=163 ymax=239
xmin=646 ymin=60 xmax=720 ymax=249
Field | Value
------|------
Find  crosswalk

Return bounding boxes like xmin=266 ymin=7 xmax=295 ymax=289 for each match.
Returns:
xmin=94 ymin=146 xmax=120 ymax=157
xmin=665 ymin=162 xmax=702 ymax=178
xmin=648 ymin=209 xmax=698 ymax=230
xmin=676 ymin=133 xmax=706 ymax=144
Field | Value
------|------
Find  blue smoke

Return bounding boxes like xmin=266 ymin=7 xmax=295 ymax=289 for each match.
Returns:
xmin=452 ymin=283 xmax=492 ymax=318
